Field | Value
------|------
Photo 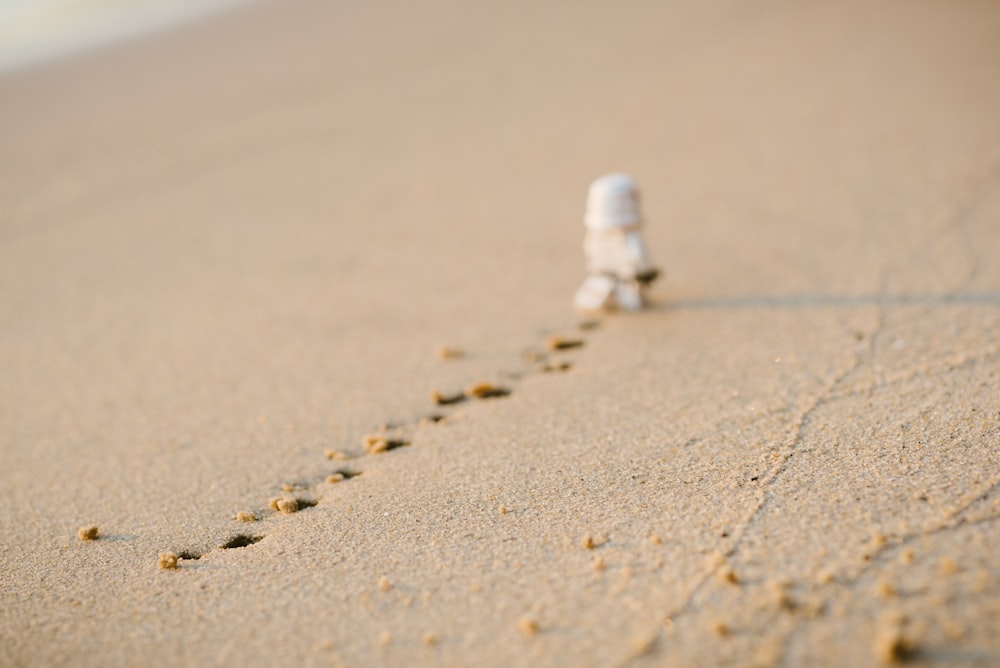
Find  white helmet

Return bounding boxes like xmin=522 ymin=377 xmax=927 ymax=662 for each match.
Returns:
xmin=584 ymin=173 xmax=642 ymax=230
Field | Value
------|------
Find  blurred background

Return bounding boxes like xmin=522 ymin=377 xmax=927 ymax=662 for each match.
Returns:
xmin=0 ymin=0 xmax=249 ymax=73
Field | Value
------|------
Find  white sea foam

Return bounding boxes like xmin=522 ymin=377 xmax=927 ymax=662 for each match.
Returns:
xmin=0 ymin=0 xmax=252 ymax=75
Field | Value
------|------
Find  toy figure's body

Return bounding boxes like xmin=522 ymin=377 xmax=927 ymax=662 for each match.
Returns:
xmin=573 ymin=173 xmax=658 ymax=312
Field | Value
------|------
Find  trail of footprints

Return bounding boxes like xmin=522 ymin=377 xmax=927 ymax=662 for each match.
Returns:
xmin=155 ymin=322 xmax=597 ymax=569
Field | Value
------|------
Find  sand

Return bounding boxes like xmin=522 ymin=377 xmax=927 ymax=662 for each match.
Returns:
xmin=1 ymin=0 xmax=999 ymax=665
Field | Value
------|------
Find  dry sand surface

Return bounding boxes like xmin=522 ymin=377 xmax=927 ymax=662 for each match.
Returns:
xmin=2 ymin=0 xmax=1000 ymax=665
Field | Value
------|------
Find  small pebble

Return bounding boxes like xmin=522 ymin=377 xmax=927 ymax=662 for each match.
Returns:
xmin=77 ymin=526 xmax=99 ymax=541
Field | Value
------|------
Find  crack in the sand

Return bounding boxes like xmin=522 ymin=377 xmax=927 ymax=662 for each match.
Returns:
xmin=763 ymin=167 xmax=1000 ymax=666
xmin=660 ymin=345 xmax=870 ymax=625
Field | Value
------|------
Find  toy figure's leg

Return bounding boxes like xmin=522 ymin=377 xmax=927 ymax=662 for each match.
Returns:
xmin=614 ymin=280 xmax=644 ymax=311
xmin=574 ymin=275 xmax=616 ymax=311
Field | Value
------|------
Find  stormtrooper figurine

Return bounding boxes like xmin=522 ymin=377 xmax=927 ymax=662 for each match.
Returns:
xmin=573 ymin=173 xmax=659 ymax=312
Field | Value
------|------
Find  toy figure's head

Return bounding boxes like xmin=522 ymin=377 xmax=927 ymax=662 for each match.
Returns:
xmin=584 ymin=173 xmax=642 ymax=231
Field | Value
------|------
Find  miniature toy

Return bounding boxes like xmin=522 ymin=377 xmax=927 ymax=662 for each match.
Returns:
xmin=573 ymin=173 xmax=659 ymax=312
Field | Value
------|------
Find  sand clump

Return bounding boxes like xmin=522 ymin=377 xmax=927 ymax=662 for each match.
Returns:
xmin=419 ymin=414 xmax=446 ymax=427
xmin=522 ymin=350 xmax=547 ymax=364
xmin=939 ymin=558 xmax=958 ymax=575
xmin=710 ymin=621 xmax=729 ymax=637
xmin=270 ymin=497 xmax=299 ymax=514
xmin=875 ymin=580 xmax=896 ymax=598
xmin=517 ymin=617 xmax=539 ymax=637
xmin=545 ymin=335 xmax=584 ymax=351
xmin=430 ymin=390 xmax=466 ymax=406
xmin=718 ymin=568 xmax=740 ymax=585
xmin=874 ymin=614 xmax=916 ymax=664
xmin=77 ymin=526 xmax=99 ymax=541
xmin=363 ymin=434 xmax=408 ymax=454
xmin=580 ymin=533 xmax=606 ymax=550
xmin=158 ymin=552 xmax=179 ymax=570
xmin=464 ymin=381 xmax=510 ymax=400
xmin=628 ymin=633 xmax=658 ymax=659
xmin=538 ymin=360 xmax=572 ymax=373
xmin=328 ymin=469 xmax=359 ymax=484
xmin=435 ymin=345 xmax=465 ymax=360
xmin=765 ymin=580 xmax=796 ymax=611
xmin=235 ymin=511 xmax=257 ymax=522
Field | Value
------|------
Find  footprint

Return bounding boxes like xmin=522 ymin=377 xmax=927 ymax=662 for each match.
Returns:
xmin=326 ymin=468 xmax=361 ymax=484
xmin=268 ymin=496 xmax=319 ymax=514
xmin=280 ymin=481 xmax=311 ymax=493
xmin=545 ymin=335 xmax=585 ymax=351
xmin=539 ymin=360 xmax=572 ymax=373
xmin=214 ymin=316 xmax=596 ymax=564
xmin=464 ymin=381 xmax=511 ymax=400
xmin=221 ymin=534 xmax=264 ymax=549
xmin=363 ymin=434 xmax=410 ymax=454
xmin=430 ymin=390 xmax=467 ymax=406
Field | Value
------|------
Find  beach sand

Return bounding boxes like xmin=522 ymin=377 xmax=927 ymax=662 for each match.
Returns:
xmin=1 ymin=0 xmax=999 ymax=665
